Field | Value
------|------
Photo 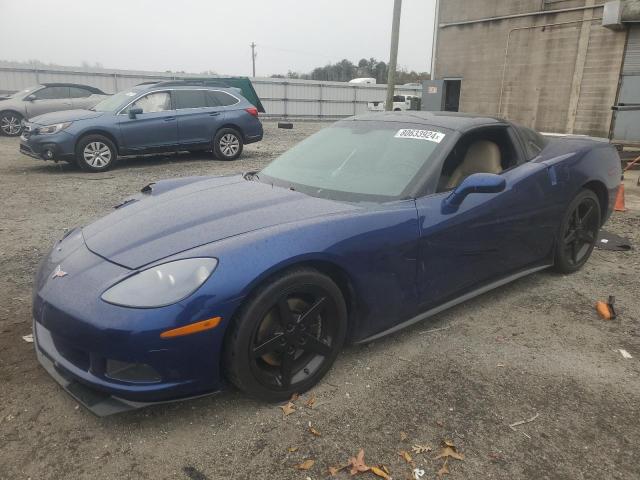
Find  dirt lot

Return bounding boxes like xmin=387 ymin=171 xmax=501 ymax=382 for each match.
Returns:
xmin=1 ymin=121 xmax=639 ymax=480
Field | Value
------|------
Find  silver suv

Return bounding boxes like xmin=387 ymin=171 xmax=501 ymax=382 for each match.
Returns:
xmin=0 ymin=83 xmax=108 ymax=136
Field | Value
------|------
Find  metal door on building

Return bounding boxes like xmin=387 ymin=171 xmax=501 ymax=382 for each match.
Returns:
xmin=421 ymin=79 xmax=461 ymax=112
xmin=612 ymin=25 xmax=640 ymax=144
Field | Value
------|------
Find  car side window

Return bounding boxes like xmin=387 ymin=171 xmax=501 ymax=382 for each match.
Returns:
xmin=69 ymin=87 xmax=92 ymax=98
xmin=205 ymin=91 xmax=222 ymax=107
xmin=174 ymin=90 xmax=208 ymax=109
xmin=436 ymin=126 xmax=519 ymax=192
xmin=516 ymin=125 xmax=548 ymax=160
xmin=209 ymin=91 xmax=239 ymax=107
xmin=130 ymin=92 xmax=171 ymax=113
xmin=34 ymin=86 xmax=70 ymax=100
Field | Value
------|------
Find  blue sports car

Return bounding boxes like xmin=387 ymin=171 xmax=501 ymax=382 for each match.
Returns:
xmin=33 ymin=112 xmax=621 ymax=415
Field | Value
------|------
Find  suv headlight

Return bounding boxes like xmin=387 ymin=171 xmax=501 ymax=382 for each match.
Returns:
xmin=37 ymin=122 xmax=72 ymax=135
xmin=101 ymin=258 xmax=218 ymax=308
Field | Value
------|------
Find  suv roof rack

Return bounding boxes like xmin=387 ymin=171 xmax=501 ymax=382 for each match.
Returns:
xmin=136 ymin=79 xmax=231 ymax=88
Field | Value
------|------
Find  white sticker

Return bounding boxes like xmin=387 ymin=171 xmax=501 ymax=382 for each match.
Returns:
xmin=395 ymin=129 xmax=445 ymax=143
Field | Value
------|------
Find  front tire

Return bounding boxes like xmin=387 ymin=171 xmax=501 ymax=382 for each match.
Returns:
xmin=224 ymin=268 xmax=347 ymax=401
xmin=213 ymin=128 xmax=243 ymax=160
xmin=0 ymin=111 xmax=23 ymax=136
xmin=553 ymin=189 xmax=600 ymax=273
xmin=75 ymin=135 xmax=117 ymax=172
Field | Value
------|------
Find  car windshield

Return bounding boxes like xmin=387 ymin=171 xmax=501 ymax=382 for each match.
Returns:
xmin=91 ymin=90 xmax=137 ymax=112
xmin=8 ymin=86 xmax=39 ymax=98
xmin=259 ymin=121 xmax=449 ymax=202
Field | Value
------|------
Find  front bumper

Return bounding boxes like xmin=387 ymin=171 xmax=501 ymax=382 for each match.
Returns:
xmin=19 ymin=126 xmax=75 ymax=162
xmin=34 ymin=321 xmax=220 ymax=416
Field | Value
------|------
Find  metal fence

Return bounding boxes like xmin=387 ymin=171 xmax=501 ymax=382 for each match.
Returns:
xmin=0 ymin=62 xmax=421 ymax=118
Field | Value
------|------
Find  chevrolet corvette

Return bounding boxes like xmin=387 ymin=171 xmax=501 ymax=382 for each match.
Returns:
xmin=32 ymin=112 xmax=621 ymax=415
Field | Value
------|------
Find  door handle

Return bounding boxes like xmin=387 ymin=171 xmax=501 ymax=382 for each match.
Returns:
xmin=164 ymin=117 xmax=176 ymax=122
xmin=209 ymin=112 xmax=221 ymax=116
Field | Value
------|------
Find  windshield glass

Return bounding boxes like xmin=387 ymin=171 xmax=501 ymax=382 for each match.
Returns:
xmin=8 ymin=86 xmax=40 ymax=98
xmin=91 ymin=90 xmax=137 ymax=112
xmin=260 ymin=121 xmax=449 ymax=202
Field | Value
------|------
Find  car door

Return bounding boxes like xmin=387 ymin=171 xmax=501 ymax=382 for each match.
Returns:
xmin=173 ymin=89 xmax=226 ymax=149
xmin=24 ymin=86 xmax=73 ymax=118
xmin=69 ymin=86 xmax=101 ymax=109
xmin=117 ymin=91 xmax=178 ymax=153
xmin=414 ymin=127 xmax=556 ymax=310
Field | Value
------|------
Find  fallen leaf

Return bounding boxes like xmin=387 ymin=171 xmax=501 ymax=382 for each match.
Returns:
xmin=290 ymin=392 xmax=300 ymax=402
xmin=398 ymin=450 xmax=413 ymax=465
xmin=435 ymin=446 xmax=464 ymax=461
xmin=436 ymin=420 xmax=444 ymax=427
xmin=411 ymin=444 xmax=432 ymax=454
xmin=437 ymin=459 xmax=449 ymax=477
xmin=295 ymin=459 xmax=315 ymax=470
xmin=308 ymin=423 xmax=321 ymax=437
xmin=328 ymin=464 xmax=348 ymax=476
xmin=381 ymin=465 xmax=390 ymax=475
xmin=370 ymin=465 xmax=391 ymax=479
xmin=280 ymin=401 xmax=296 ymax=416
xmin=288 ymin=446 xmax=299 ymax=453
xmin=348 ymin=449 xmax=370 ymax=475
xmin=305 ymin=394 xmax=316 ymax=408
xmin=400 ymin=431 xmax=408 ymax=441
xmin=443 ymin=440 xmax=455 ymax=447
xmin=619 ymin=349 xmax=633 ymax=359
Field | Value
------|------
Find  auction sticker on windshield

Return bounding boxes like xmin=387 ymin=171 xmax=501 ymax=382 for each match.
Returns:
xmin=394 ymin=129 xmax=445 ymax=143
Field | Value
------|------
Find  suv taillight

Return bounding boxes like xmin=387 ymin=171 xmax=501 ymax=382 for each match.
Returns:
xmin=245 ymin=107 xmax=259 ymax=117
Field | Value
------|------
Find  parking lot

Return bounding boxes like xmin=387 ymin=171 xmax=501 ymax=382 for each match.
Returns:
xmin=1 ymin=121 xmax=639 ymax=479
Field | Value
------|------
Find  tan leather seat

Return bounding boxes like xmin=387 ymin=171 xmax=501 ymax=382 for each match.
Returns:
xmin=446 ymin=140 xmax=502 ymax=189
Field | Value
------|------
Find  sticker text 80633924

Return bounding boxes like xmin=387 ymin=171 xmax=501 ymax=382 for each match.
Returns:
xmin=394 ymin=129 xmax=445 ymax=143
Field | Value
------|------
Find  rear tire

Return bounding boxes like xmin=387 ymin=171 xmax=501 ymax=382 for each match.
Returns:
xmin=0 ymin=111 xmax=23 ymax=136
xmin=75 ymin=135 xmax=117 ymax=172
xmin=553 ymin=189 xmax=600 ymax=273
xmin=213 ymin=128 xmax=243 ymax=160
xmin=224 ymin=268 xmax=347 ymax=401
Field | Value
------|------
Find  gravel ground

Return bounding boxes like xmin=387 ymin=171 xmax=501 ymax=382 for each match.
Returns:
xmin=1 ymin=121 xmax=639 ymax=480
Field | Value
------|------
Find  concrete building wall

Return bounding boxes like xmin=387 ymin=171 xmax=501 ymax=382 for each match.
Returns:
xmin=435 ymin=0 xmax=627 ymax=137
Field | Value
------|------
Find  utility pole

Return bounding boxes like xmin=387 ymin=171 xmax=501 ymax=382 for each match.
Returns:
xmin=430 ymin=0 xmax=440 ymax=80
xmin=385 ymin=0 xmax=402 ymax=111
xmin=250 ymin=42 xmax=257 ymax=77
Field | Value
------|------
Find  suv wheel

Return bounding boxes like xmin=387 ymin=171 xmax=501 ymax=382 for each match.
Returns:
xmin=213 ymin=128 xmax=243 ymax=160
xmin=75 ymin=135 xmax=117 ymax=172
xmin=0 ymin=111 xmax=23 ymax=136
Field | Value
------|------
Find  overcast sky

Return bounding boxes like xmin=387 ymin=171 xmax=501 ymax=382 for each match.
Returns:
xmin=0 ymin=0 xmax=436 ymax=77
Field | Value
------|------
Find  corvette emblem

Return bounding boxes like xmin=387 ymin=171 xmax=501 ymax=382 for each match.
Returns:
xmin=51 ymin=265 xmax=67 ymax=279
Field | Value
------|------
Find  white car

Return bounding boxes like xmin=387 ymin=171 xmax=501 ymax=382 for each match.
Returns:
xmin=0 ymin=83 xmax=109 ymax=136
xmin=367 ymin=95 xmax=419 ymax=112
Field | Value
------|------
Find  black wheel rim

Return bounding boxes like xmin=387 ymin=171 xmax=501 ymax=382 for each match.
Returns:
xmin=563 ymin=197 xmax=599 ymax=267
xmin=249 ymin=285 xmax=338 ymax=391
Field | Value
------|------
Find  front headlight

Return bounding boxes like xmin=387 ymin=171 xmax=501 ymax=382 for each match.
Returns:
xmin=37 ymin=122 xmax=72 ymax=135
xmin=101 ymin=258 xmax=218 ymax=308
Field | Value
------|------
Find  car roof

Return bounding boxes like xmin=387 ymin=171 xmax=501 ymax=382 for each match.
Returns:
xmin=348 ymin=111 xmax=509 ymax=132
xmin=40 ymin=83 xmax=105 ymax=94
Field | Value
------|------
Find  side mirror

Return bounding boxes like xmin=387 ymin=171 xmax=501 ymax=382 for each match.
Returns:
xmin=442 ymin=173 xmax=506 ymax=213
xmin=25 ymin=94 xmax=36 ymax=102
xmin=128 ymin=107 xmax=143 ymax=119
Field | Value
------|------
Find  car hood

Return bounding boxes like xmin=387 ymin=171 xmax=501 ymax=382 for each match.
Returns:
xmin=82 ymin=175 xmax=359 ymax=269
xmin=29 ymin=109 xmax=105 ymax=125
